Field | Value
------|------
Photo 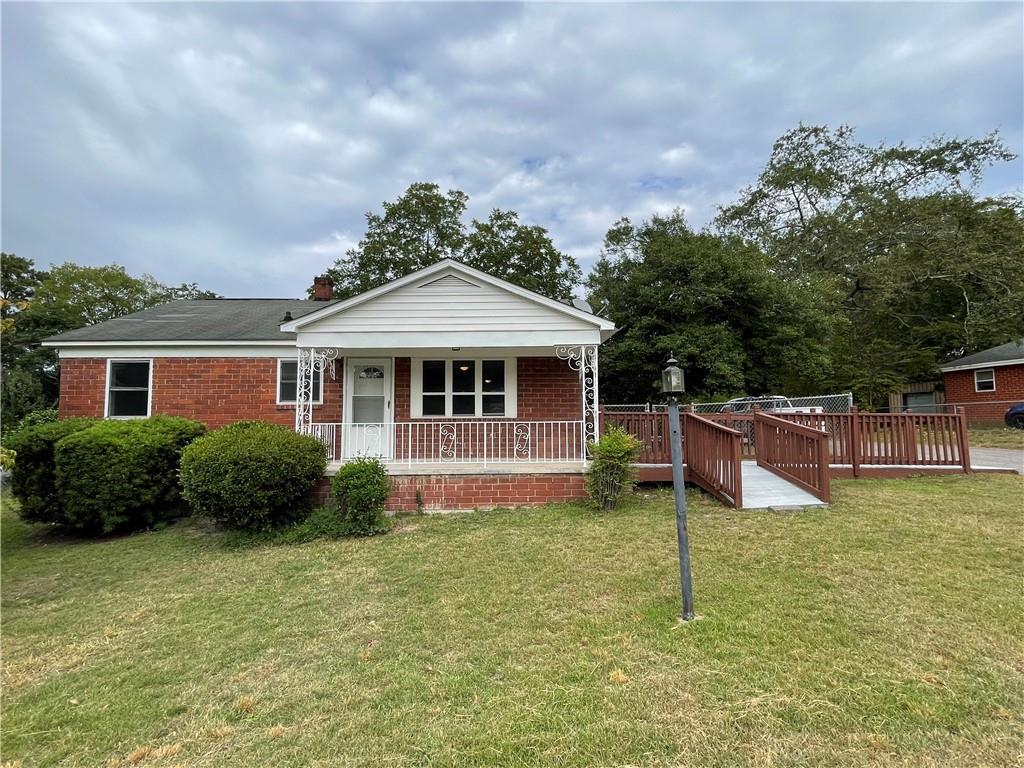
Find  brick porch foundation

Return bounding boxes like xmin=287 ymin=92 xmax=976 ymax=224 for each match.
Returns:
xmin=313 ymin=472 xmax=588 ymax=512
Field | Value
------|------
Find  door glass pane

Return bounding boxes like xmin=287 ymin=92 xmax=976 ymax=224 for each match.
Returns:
xmin=422 ymin=394 xmax=445 ymax=416
xmin=422 ymin=361 xmax=445 ymax=393
xmin=482 ymin=395 xmax=505 ymax=416
xmin=452 ymin=360 xmax=474 ymax=392
xmin=111 ymin=362 xmax=149 ymax=388
xmin=110 ymin=389 xmax=148 ymax=417
xmin=452 ymin=394 xmax=475 ymax=416
xmin=482 ymin=361 xmax=504 ymax=392
xmin=352 ymin=397 xmax=385 ymax=423
xmin=354 ymin=366 xmax=385 ymax=396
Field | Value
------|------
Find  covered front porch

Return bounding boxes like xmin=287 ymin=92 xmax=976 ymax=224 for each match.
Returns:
xmin=293 ymin=345 xmax=601 ymax=468
xmin=276 ymin=261 xmax=615 ymax=495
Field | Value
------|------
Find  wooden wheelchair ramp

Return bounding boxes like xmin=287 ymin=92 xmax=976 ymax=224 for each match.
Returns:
xmin=740 ymin=462 xmax=827 ymax=508
xmin=611 ymin=409 xmax=833 ymax=509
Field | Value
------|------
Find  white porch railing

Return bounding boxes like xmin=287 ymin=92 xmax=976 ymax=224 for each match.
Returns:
xmin=309 ymin=420 xmax=587 ymax=465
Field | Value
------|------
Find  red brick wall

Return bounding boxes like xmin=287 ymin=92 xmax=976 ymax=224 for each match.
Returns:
xmin=58 ymin=354 xmax=580 ymax=429
xmin=942 ymin=364 xmax=1024 ymax=424
xmin=57 ymin=358 xmax=107 ymax=419
xmin=313 ymin=472 xmax=587 ymax=511
xmin=58 ymin=357 xmax=342 ymax=429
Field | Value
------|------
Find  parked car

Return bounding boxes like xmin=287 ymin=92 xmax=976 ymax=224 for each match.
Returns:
xmin=1005 ymin=403 xmax=1024 ymax=429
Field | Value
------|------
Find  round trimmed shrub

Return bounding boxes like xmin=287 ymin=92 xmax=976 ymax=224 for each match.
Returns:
xmin=180 ymin=421 xmax=327 ymax=531
xmin=54 ymin=415 xmax=206 ymax=533
xmin=331 ymin=456 xmax=391 ymax=536
xmin=7 ymin=417 xmax=98 ymax=524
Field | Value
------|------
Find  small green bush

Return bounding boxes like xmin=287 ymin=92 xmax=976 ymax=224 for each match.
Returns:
xmin=54 ymin=416 xmax=206 ymax=533
xmin=331 ymin=457 xmax=391 ymax=537
xmin=180 ymin=421 xmax=327 ymax=531
xmin=586 ymin=426 xmax=643 ymax=511
xmin=2 ymin=407 xmax=59 ymax=444
xmin=7 ymin=418 xmax=98 ymax=524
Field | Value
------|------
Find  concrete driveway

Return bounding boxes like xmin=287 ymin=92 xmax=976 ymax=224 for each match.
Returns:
xmin=971 ymin=447 xmax=1024 ymax=474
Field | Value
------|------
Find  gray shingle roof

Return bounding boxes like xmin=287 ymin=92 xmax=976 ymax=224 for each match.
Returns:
xmin=940 ymin=339 xmax=1024 ymax=371
xmin=43 ymin=299 xmax=339 ymax=343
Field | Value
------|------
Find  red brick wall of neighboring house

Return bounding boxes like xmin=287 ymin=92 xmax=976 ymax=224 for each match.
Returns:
xmin=57 ymin=357 xmax=343 ymax=429
xmin=942 ymin=364 xmax=1024 ymax=425
xmin=312 ymin=472 xmax=587 ymax=511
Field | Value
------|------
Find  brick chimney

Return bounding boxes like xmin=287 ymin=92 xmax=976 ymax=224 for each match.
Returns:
xmin=312 ymin=275 xmax=334 ymax=301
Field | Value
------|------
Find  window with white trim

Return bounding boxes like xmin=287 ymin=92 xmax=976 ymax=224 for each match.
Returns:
xmin=974 ymin=368 xmax=996 ymax=392
xmin=107 ymin=360 xmax=151 ymax=418
xmin=277 ymin=359 xmax=323 ymax=404
xmin=412 ymin=358 xmax=516 ymax=418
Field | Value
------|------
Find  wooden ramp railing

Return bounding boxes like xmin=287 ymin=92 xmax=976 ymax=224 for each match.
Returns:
xmin=682 ymin=413 xmax=743 ymax=509
xmin=753 ymin=412 xmax=830 ymax=503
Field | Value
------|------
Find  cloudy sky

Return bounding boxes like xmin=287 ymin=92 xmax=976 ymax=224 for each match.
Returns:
xmin=2 ymin=2 xmax=1022 ymax=298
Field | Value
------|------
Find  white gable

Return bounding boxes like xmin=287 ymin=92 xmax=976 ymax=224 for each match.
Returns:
xmin=290 ymin=262 xmax=611 ymax=349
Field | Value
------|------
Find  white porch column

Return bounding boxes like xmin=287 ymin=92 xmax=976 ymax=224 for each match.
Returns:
xmin=555 ymin=344 xmax=600 ymax=457
xmin=294 ymin=346 xmax=339 ymax=434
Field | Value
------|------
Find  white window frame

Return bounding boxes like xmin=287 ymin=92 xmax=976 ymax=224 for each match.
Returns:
xmin=410 ymin=358 xmax=517 ymax=418
xmin=276 ymin=358 xmax=323 ymax=405
xmin=974 ymin=368 xmax=996 ymax=393
xmin=105 ymin=358 xmax=153 ymax=419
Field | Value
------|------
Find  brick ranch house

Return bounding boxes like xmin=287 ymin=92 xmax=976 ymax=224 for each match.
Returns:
xmin=938 ymin=338 xmax=1024 ymax=426
xmin=43 ymin=260 xmax=616 ymax=511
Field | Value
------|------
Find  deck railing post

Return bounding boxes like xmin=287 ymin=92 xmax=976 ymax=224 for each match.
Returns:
xmin=957 ymin=406 xmax=972 ymax=473
xmin=849 ymin=406 xmax=860 ymax=478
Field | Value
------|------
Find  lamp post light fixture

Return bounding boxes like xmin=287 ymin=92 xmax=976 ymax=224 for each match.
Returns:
xmin=662 ymin=353 xmax=695 ymax=621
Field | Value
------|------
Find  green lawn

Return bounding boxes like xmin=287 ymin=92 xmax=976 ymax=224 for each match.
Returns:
xmin=969 ymin=426 xmax=1024 ymax=450
xmin=2 ymin=475 xmax=1022 ymax=767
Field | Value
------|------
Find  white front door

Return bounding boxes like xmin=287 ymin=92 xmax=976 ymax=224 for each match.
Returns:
xmin=344 ymin=359 xmax=393 ymax=459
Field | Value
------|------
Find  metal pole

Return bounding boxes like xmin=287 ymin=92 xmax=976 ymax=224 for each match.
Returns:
xmin=667 ymin=398 xmax=695 ymax=621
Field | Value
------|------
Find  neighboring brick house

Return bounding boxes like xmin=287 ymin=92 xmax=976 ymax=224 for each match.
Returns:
xmin=44 ymin=260 xmax=616 ymax=511
xmin=939 ymin=339 xmax=1024 ymax=426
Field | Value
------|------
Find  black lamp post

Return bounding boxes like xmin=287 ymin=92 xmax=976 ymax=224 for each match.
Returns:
xmin=662 ymin=353 xmax=695 ymax=621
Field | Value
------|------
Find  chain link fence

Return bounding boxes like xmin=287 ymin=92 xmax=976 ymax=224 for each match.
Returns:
xmin=603 ymin=393 xmax=854 ymax=415
xmin=690 ymin=393 xmax=853 ymax=414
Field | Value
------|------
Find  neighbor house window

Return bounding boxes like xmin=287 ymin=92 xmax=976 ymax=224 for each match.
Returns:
xmin=107 ymin=360 xmax=151 ymax=418
xmin=974 ymin=368 xmax=996 ymax=392
xmin=277 ymin=359 xmax=323 ymax=404
xmin=412 ymin=359 xmax=516 ymax=418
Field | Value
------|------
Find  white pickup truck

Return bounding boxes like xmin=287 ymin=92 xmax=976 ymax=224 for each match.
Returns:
xmin=721 ymin=396 xmax=824 ymax=415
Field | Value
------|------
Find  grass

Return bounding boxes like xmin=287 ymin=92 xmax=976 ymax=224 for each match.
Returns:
xmin=2 ymin=475 xmax=1023 ymax=767
xmin=969 ymin=426 xmax=1024 ymax=450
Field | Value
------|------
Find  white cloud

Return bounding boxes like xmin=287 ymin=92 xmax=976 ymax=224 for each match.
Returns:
xmin=1 ymin=2 xmax=1020 ymax=298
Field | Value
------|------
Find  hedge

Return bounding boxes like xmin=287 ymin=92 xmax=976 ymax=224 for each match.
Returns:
xmin=53 ymin=416 xmax=206 ymax=533
xmin=7 ymin=418 xmax=99 ymax=524
xmin=180 ymin=421 xmax=327 ymax=531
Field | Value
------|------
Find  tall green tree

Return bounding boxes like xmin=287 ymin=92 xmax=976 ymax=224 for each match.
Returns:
xmin=716 ymin=124 xmax=1023 ymax=404
xmin=586 ymin=211 xmax=834 ymax=403
xmin=463 ymin=209 xmax=581 ymax=300
xmin=1 ymin=260 xmax=219 ymax=427
xmin=320 ymin=182 xmax=580 ymax=300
